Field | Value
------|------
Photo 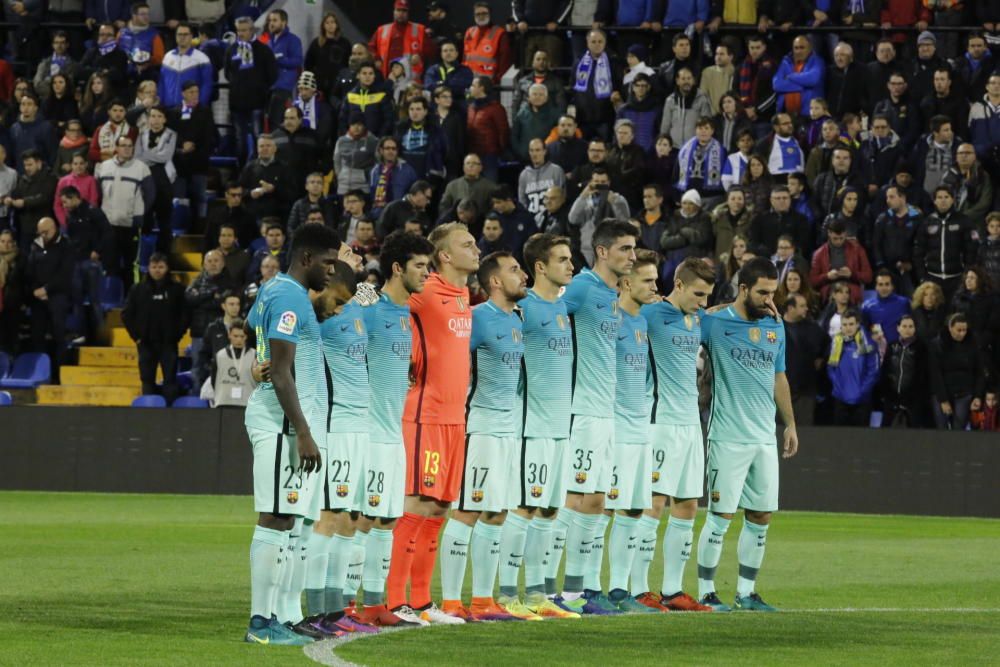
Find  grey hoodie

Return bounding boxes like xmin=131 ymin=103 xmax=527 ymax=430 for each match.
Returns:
xmin=518 ymin=161 xmax=566 ymax=215
xmin=334 ymin=132 xmax=378 ymax=195
xmin=660 ymin=88 xmax=713 ymax=148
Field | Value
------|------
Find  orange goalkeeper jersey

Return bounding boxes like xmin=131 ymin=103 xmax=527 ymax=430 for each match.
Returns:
xmin=403 ymin=273 xmax=472 ymax=425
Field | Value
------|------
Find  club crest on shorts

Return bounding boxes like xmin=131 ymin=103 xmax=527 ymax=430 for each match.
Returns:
xmin=651 ymin=471 xmax=660 ymax=483
xmin=530 ymin=485 xmax=543 ymax=498
xmin=749 ymin=328 xmax=761 ymax=343
xmin=711 ymin=490 xmax=720 ymax=503
xmin=368 ymin=494 xmax=381 ymax=507
xmin=286 ymin=491 xmax=299 ymax=504
xmin=471 ymin=489 xmax=484 ymax=503
xmin=575 ymin=471 xmax=587 ymax=484
xmin=336 ymin=484 xmax=349 ymax=498
xmin=607 ymin=488 xmax=619 ymax=500
xmin=766 ymin=330 xmax=778 ymax=344
xmin=423 ymin=474 xmax=435 ymax=487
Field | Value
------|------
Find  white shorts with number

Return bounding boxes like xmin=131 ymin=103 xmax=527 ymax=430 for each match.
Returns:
xmin=519 ymin=437 xmax=569 ymax=509
xmin=249 ymin=427 xmax=323 ymax=521
xmin=706 ymin=440 xmax=779 ymax=515
xmin=323 ymin=432 xmax=369 ymax=512
xmin=456 ymin=433 xmax=519 ymax=513
xmin=604 ymin=442 xmax=652 ymax=511
xmin=363 ymin=441 xmax=406 ymax=519
xmin=567 ymin=415 xmax=615 ymax=495
xmin=650 ymin=423 xmax=705 ymax=499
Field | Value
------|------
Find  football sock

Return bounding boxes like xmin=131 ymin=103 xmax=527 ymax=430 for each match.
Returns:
xmin=386 ymin=512 xmax=424 ymax=609
xmin=608 ymin=514 xmax=639 ymax=593
xmin=524 ymin=516 xmax=553 ymax=596
xmin=344 ymin=531 xmax=367 ymax=600
xmin=545 ymin=510 xmax=572 ymax=595
xmin=584 ymin=513 xmax=610 ymax=594
xmin=630 ymin=514 xmax=660 ymax=596
xmin=697 ymin=513 xmax=731 ymax=599
xmin=361 ymin=528 xmax=393 ymax=606
xmin=277 ymin=519 xmax=303 ymax=623
xmin=736 ymin=519 xmax=769 ymax=598
xmin=287 ymin=521 xmax=310 ymax=622
xmin=661 ymin=516 xmax=695 ymax=597
xmin=498 ymin=513 xmax=530 ymax=598
xmin=304 ymin=529 xmax=330 ymax=616
xmin=270 ymin=531 xmax=290 ymax=618
xmin=439 ymin=520 xmax=473 ymax=602
xmin=323 ymin=533 xmax=353 ymax=614
xmin=250 ymin=525 xmax=287 ymax=619
xmin=470 ymin=521 xmax=504 ymax=599
xmin=409 ymin=516 xmax=444 ymax=609
xmin=562 ymin=510 xmax=598 ymax=595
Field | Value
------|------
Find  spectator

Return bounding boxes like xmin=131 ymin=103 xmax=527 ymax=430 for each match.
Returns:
xmin=772 ymin=36 xmax=825 ymax=120
xmin=466 ymin=76 xmax=509 ymax=182
xmin=879 ymin=314 xmax=928 ymax=428
xmin=606 ymin=120 xmax=646 ymax=210
xmin=862 ymin=269 xmax=911 ymax=345
xmin=534 ymin=187 xmax=578 ymax=264
xmin=660 ymin=67 xmax=713 ymax=148
xmin=545 ymin=115 xmax=589 ymax=186
xmin=290 ymin=71 xmax=335 ymax=155
xmin=334 ymin=191 xmax=367 ymax=245
xmin=773 ymin=234 xmax=808 ymax=281
xmin=862 ymin=39 xmax=900 ymax=116
xmin=54 ymin=153 xmax=99 ymax=229
xmin=755 ymin=112 xmax=804 ymax=179
xmin=906 ymin=31 xmax=947 ymax=102
xmin=196 ymin=290 xmax=244 ymax=394
xmin=489 ymin=184 xmax=538 ymax=264
xmin=215 ymin=223 xmax=250 ymax=286
xmin=740 ymin=154 xmax=775 ymax=217
xmin=978 ymin=213 xmax=1000 ymax=290
xmin=204 ymin=182 xmax=256 ymax=253
xmin=637 ymin=183 xmax=669 ymax=253
xmin=369 ymin=0 xmax=434 ymax=81
xmin=424 ymin=39 xmax=474 ymax=106
xmin=953 ymin=33 xmax=994 ymax=103
xmin=273 ymin=106 xmax=324 ymax=202
xmin=659 ymin=188 xmax=712 ymax=280
xmin=919 ymin=67 xmax=969 ymax=134
xmin=377 ymin=180 xmax=432 ymax=237
xmin=135 ymin=105 xmax=176 ymax=253
xmin=749 ymin=185 xmax=809 ymax=258
xmin=225 ymin=16 xmax=277 ymax=164
xmin=569 ymin=167 xmax=630 ymax=267
xmin=242 ymin=254 xmax=280 ymax=316
xmin=305 ymin=11 xmax=351 ymax=99
xmin=810 ymin=218 xmax=873 ymax=303
xmin=783 ymin=292 xmax=827 ymax=426
xmin=394 ymin=97 xmax=446 ymax=182
xmin=519 ymin=138 xmax=565 ymax=216
xmin=819 ymin=188 xmax=865 ymax=247
xmin=210 ymin=319 xmax=256 ymax=407
xmin=513 ymin=49 xmax=565 ymax=113
xmin=56 ymin=120 xmax=89 ymax=175
xmin=0 ymin=229 xmax=25 ymax=354
xmin=61 ymin=185 xmax=110 ymax=336
xmin=265 ymin=9 xmax=304 ymax=124
xmin=674 ymin=117 xmax=726 ymax=203
xmin=170 ymin=79 xmax=216 ymax=223
xmin=859 ymin=114 xmax=905 ymax=195
xmin=970 ymin=388 xmax=1000 ymax=432
xmin=713 ymin=235 xmax=754 ymax=304
xmin=334 ymin=115 xmax=378 ymax=197
xmin=25 ymin=217 xmax=74 ymax=379
xmin=969 ymin=74 xmax=1000 ymax=175
xmin=439 ymin=153 xmax=496 ymax=221
xmin=186 ymin=248 xmax=235 ymax=378
xmin=811 ymin=146 xmax=866 ymax=221
xmin=239 ymin=134 xmax=290 ymax=222
xmin=712 ymin=93 xmax=751 ymax=156
xmin=656 ymin=33 xmax=701 ymax=101
xmin=122 ymin=252 xmax=187 ymax=403
xmin=942 ymin=144 xmax=994 ymax=223
xmin=159 ymin=24 xmax=213 ymax=109
xmin=477 ymin=212 xmax=506 ymax=256
xmin=911 ymin=280 xmax=947 ymax=344
xmin=10 ymin=94 xmax=56 ymax=172
xmin=913 ymin=187 xmax=978 ymax=299
xmin=826 ymin=308 xmax=880 ymax=426
xmin=778 ymin=265 xmax=820 ymax=316
xmin=88 ymin=99 xmax=137 ymax=164
xmin=330 ymin=42 xmax=377 ymax=102
xmin=871 ymin=184 xmax=922 ymax=295
xmin=616 ymin=73 xmax=660 ymax=153
xmin=246 ymin=221 xmax=287 ymax=284
xmin=7 ymin=149 xmax=58 ymax=250
xmin=930 ymin=313 xmax=986 ymax=429
xmin=737 ymin=34 xmax=778 ymax=126
xmin=426 ymin=0 xmax=463 ymax=48
xmin=350 ymin=218 xmax=380 ymax=269
xmin=569 ymin=30 xmax=622 ymax=141
xmin=805 ymin=119 xmax=847 ymax=186
xmin=41 ymin=75 xmax=78 ymax=135
xmin=820 ymin=280 xmax=854 ymax=336
xmin=721 ymin=130 xmax=755 ymax=191
xmin=287 ymin=173 xmax=336 ymax=234
xmin=700 ymin=43 xmax=735 ymax=114
xmin=368 ymin=136 xmax=418 ymax=219
xmin=711 ymin=187 xmax=752 ymax=262
xmin=78 ymin=72 xmax=112 ymax=136
xmin=512 ymin=0 xmax=570 ymax=68
xmin=872 ymin=72 xmax=918 ymax=147
xmin=117 ymin=2 xmax=165 ymax=69
xmin=339 ymin=62 xmax=394 ymax=139
xmin=33 ymin=32 xmax=80 ymax=102
xmin=430 ymin=84 xmax=465 ymax=180
xmin=96 ymin=135 xmax=152 ymax=286
xmin=512 ymin=84 xmax=561 ymax=164
xmin=826 ymin=43 xmax=864 ymax=119
xmin=949 ymin=266 xmax=999 ymax=352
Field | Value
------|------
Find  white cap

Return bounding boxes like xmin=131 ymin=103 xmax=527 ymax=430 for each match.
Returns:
xmin=681 ymin=189 xmax=702 ymax=206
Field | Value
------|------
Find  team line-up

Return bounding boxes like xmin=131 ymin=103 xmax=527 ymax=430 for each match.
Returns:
xmin=240 ymin=219 xmax=798 ymax=645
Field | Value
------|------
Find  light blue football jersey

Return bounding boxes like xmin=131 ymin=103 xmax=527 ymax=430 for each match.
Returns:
xmin=467 ymin=300 xmax=524 ymax=436
xmin=562 ymin=269 xmax=621 ymax=418
xmin=614 ymin=310 xmax=652 ymax=444
xmin=518 ymin=289 xmax=573 ymax=439
xmin=320 ymin=301 xmax=370 ymax=433
xmin=641 ymin=300 xmax=702 ymax=426
xmin=363 ymin=294 xmax=413 ymax=444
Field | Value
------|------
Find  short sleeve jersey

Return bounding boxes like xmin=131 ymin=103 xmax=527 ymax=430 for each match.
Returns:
xmin=404 ymin=273 xmax=472 ymax=425
xmin=364 ymin=293 xmax=413 ymax=444
xmin=245 ymin=273 xmax=325 ymax=435
xmin=614 ymin=310 xmax=652 ymax=444
xmin=702 ymin=307 xmax=786 ymax=444
xmin=321 ymin=301 xmax=370 ymax=434
xmin=641 ymin=300 xmax=702 ymax=426
xmin=466 ymin=300 xmax=524 ymax=436
xmin=562 ymin=268 xmax=621 ymax=418
xmin=518 ymin=289 xmax=574 ymax=439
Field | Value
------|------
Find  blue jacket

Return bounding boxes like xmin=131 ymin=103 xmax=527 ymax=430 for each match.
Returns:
xmin=617 ymin=0 xmax=657 ymax=25
xmin=662 ymin=0 xmax=709 ymax=26
xmin=493 ymin=203 xmax=538 ymax=264
xmin=10 ymin=118 xmax=56 ymax=172
xmin=158 ymin=48 xmax=214 ymax=108
xmin=268 ymin=29 xmax=303 ymax=93
xmin=84 ymin=0 xmax=130 ymax=23
xmin=969 ymin=96 xmax=1000 ymax=163
xmin=827 ymin=337 xmax=880 ymax=405
xmin=423 ymin=62 xmax=474 ymax=106
xmin=616 ymin=96 xmax=662 ymax=153
xmin=368 ymin=160 xmax=418 ymax=219
xmin=117 ymin=25 xmax=160 ymax=64
xmin=773 ymin=53 xmax=825 ymax=116
xmin=861 ymin=293 xmax=910 ymax=345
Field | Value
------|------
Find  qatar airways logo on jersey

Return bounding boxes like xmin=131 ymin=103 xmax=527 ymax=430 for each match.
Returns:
xmin=501 ymin=351 xmax=524 ymax=370
xmin=624 ymin=351 xmax=647 ymax=372
xmin=547 ymin=335 xmax=572 ymax=356
xmin=730 ymin=347 xmax=775 ymax=369
xmin=671 ymin=334 xmax=699 ymax=353
xmin=391 ymin=340 xmax=412 ymax=360
xmin=346 ymin=342 xmax=367 ymax=362
xmin=600 ymin=319 xmax=619 ymax=340
xmin=448 ymin=317 xmax=472 ymax=338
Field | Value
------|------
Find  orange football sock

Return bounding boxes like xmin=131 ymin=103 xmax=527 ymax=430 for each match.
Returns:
xmin=385 ymin=512 xmax=424 ymax=610
xmin=408 ymin=516 xmax=445 ymax=609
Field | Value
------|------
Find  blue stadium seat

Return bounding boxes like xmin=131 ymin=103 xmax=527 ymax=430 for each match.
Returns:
xmin=171 ymin=199 xmax=191 ymax=235
xmin=0 ymin=390 xmax=12 ymax=406
xmin=173 ymin=397 xmax=209 ymax=408
xmin=138 ymin=234 xmax=159 ymax=273
xmin=100 ymin=275 xmax=125 ymax=310
xmin=176 ymin=371 xmax=194 ymax=392
xmin=209 ymin=156 xmax=239 ymax=169
xmin=131 ymin=395 xmax=168 ymax=408
xmin=0 ymin=351 xmax=11 ymax=379
xmin=0 ymin=353 xmax=51 ymax=389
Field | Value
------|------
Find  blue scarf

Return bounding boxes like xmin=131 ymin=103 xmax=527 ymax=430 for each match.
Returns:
xmin=573 ymin=51 xmax=612 ymax=100
xmin=848 ymin=0 xmax=865 ymax=14
xmin=233 ymin=40 xmax=254 ymax=70
xmin=768 ymin=135 xmax=803 ymax=174
xmin=677 ymin=137 xmax=724 ymax=191
xmin=98 ymin=40 xmax=117 ymax=56
xmin=50 ymin=54 xmax=67 ymax=76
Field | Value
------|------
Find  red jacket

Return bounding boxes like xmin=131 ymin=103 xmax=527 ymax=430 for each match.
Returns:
xmin=880 ymin=0 xmax=931 ymax=42
xmin=368 ymin=21 xmax=434 ymax=80
xmin=809 ymin=239 xmax=873 ymax=303
xmin=462 ymin=24 xmax=511 ymax=83
xmin=466 ymin=98 xmax=509 ymax=157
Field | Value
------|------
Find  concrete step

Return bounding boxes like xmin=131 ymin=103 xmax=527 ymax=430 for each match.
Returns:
xmin=177 ymin=252 xmax=203 ymax=272
xmin=59 ymin=365 xmax=164 ymax=387
xmin=173 ymin=234 xmax=204 ymax=254
xmin=78 ymin=346 xmax=138 ymax=367
xmin=36 ymin=384 xmax=140 ymax=406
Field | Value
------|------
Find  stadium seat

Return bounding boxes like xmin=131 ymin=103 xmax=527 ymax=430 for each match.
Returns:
xmin=100 ymin=275 xmax=125 ymax=310
xmin=0 ymin=351 xmax=10 ymax=379
xmin=171 ymin=199 xmax=191 ymax=235
xmin=209 ymin=156 xmax=239 ymax=169
xmin=0 ymin=353 xmax=51 ymax=389
xmin=138 ymin=234 xmax=158 ymax=273
xmin=176 ymin=371 xmax=194 ymax=392
xmin=173 ymin=397 xmax=209 ymax=408
xmin=131 ymin=395 xmax=167 ymax=408
xmin=0 ymin=390 xmax=12 ymax=406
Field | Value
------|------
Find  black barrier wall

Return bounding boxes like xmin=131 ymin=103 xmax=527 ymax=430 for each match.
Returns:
xmin=2 ymin=408 xmax=998 ymax=517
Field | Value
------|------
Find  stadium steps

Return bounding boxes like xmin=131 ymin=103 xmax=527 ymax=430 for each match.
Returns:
xmin=36 ymin=384 xmax=140 ymax=407
xmin=60 ymin=365 xmax=163 ymax=388
xmin=78 ymin=346 xmax=140 ymax=367
xmin=109 ymin=328 xmax=192 ymax=353
xmin=178 ymin=252 xmax=204 ymax=271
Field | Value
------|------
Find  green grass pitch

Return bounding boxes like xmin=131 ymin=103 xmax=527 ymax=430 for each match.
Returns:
xmin=3 ymin=491 xmax=999 ymax=666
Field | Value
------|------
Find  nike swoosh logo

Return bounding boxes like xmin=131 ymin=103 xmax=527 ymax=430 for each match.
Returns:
xmin=724 ymin=331 xmax=737 ymax=336
xmin=453 ymin=542 xmax=469 ymax=547
xmin=581 ymin=541 xmax=593 ymax=546
xmin=596 ymin=303 xmax=606 ymax=309
xmin=441 ymin=299 xmax=451 ymax=304
xmin=384 ymin=322 xmax=395 ymax=328
xmin=617 ymin=335 xmax=627 ymax=341
xmin=684 ymin=542 xmax=693 ymax=547
xmin=340 ymin=325 xmax=349 ymax=331
xmin=510 ymin=553 xmax=524 ymax=558
xmin=496 ymin=334 xmax=506 ymax=340
xmin=541 ymin=320 xmax=551 ymax=327
xmin=246 ymin=634 xmax=270 ymax=645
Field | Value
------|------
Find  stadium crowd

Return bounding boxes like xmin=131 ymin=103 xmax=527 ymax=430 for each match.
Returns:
xmin=0 ymin=0 xmax=997 ymax=429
